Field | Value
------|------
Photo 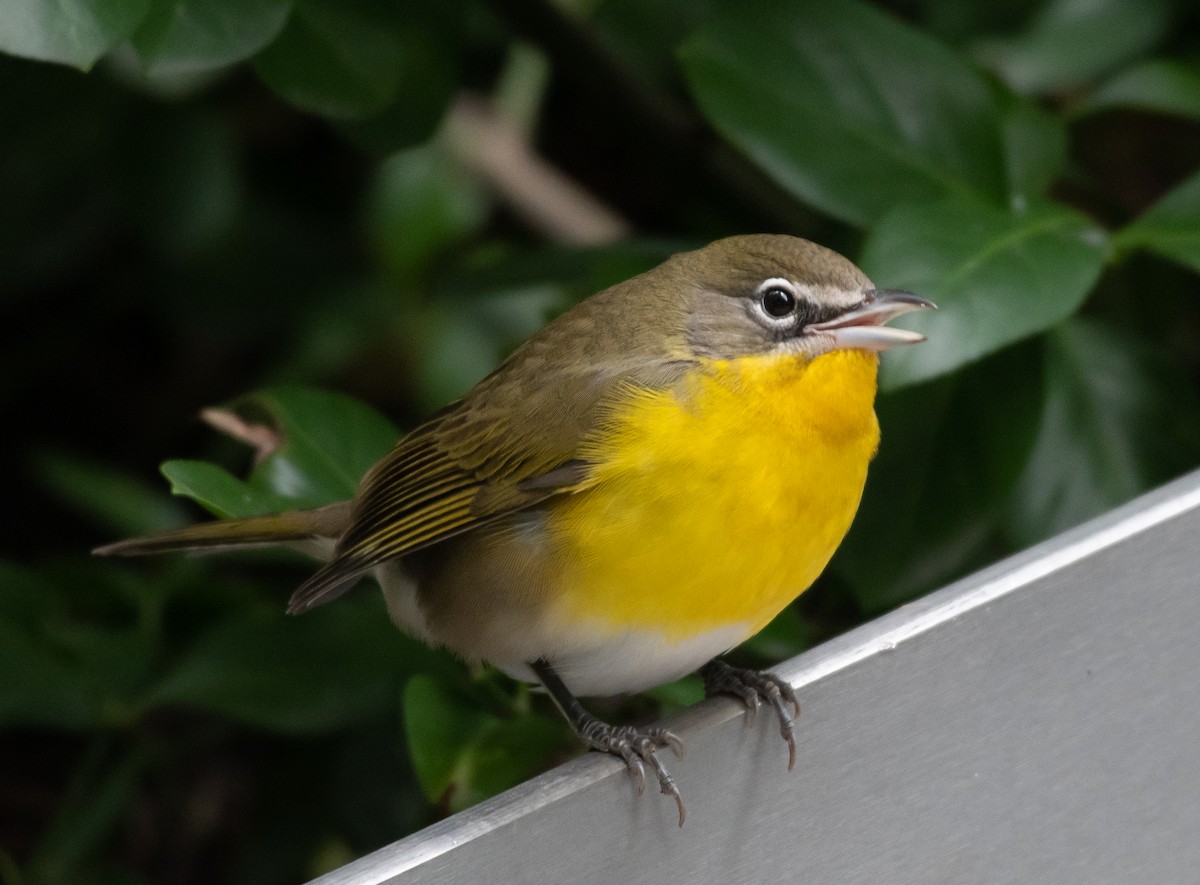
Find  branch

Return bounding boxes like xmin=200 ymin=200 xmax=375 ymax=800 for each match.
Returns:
xmin=483 ymin=0 xmax=817 ymax=232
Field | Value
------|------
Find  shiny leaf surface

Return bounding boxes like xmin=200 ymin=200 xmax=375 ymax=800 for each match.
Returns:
xmin=861 ymin=197 xmax=1107 ymax=388
xmin=681 ymin=0 xmax=1009 ymax=225
xmin=1115 ymin=169 xmax=1200 ymax=274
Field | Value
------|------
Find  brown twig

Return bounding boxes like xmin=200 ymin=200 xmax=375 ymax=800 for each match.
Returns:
xmin=445 ymin=95 xmax=631 ymax=245
xmin=483 ymin=0 xmax=816 ymax=232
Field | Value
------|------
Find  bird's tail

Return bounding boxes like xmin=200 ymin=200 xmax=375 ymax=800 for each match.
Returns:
xmin=93 ymin=501 xmax=352 ymax=558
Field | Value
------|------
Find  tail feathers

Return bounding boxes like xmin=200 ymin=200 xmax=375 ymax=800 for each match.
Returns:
xmin=286 ymin=557 xmax=370 ymax=615
xmin=93 ymin=502 xmax=352 ymax=557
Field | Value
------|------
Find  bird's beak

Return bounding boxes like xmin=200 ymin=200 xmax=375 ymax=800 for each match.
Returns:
xmin=804 ymin=289 xmax=936 ymax=352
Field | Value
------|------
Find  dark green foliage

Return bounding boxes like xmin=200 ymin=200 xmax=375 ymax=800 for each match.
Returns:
xmin=5 ymin=0 xmax=1200 ymax=881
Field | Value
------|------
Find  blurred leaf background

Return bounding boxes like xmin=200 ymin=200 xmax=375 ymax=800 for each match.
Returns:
xmin=5 ymin=0 xmax=1200 ymax=881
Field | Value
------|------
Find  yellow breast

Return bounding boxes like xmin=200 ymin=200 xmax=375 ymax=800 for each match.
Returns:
xmin=547 ymin=349 xmax=882 ymax=641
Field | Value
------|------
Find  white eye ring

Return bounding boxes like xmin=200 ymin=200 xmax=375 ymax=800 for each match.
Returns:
xmin=754 ymin=278 xmax=800 ymax=325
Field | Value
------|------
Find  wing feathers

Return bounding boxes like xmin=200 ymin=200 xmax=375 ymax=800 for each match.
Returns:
xmin=288 ymin=357 xmax=693 ymax=613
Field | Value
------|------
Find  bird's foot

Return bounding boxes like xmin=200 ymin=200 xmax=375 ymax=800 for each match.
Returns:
xmin=529 ymin=658 xmax=687 ymax=825
xmin=701 ymin=659 xmax=801 ymax=771
xmin=579 ymin=717 xmax=687 ymax=826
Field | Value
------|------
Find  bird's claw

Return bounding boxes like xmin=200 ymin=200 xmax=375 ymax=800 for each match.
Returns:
xmin=583 ymin=721 xmax=687 ymax=826
xmin=701 ymin=659 xmax=801 ymax=771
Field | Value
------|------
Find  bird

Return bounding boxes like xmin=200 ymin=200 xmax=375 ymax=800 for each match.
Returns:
xmin=96 ymin=234 xmax=933 ymax=826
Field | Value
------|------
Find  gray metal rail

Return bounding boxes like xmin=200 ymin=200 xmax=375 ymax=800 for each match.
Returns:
xmin=311 ymin=469 xmax=1200 ymax=885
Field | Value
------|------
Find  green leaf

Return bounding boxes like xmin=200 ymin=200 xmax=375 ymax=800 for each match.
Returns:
xmin=1114 ymin=169 xmax=1200 ymax=274
xmin=36 ymin=451 xmax=189 ymax=536
xmin=161 ymin=387 xmax=398 ymax=518
xmin=246 ymin=387 xmax=398 ymax=502
xmin=161 ymin=459 xmax=292 ymax=519
xmin=0 ymin=616 xmax=96 ymax=728
xmin=43 ymin=622 xmax=158 ymax=727
xmin=404 ymin=675 xmax=568 ymax=812
xmin=414 ymin=288 xmax=568 ymax=410
xmin=0 ymin=561 xmax=58 ymax=623
xmin=0 ymin=0 xmax=150 ymax=70
xmin=336 ymin=23 xmax=460 ymax=153
xmin=641 ymin=674 xmax=704 ymax=712
xmin=680 ymin=0 xmax=1009 ymax=226
xmin=367 ymin=145 xmax=489 ymax=285
xmin=253 ymin=0 xmax=461 ymax=124
xmin=737 ymin=604 xmax=812 ymax=665
xmin=1005 ymin=319 xmax=1200 ymax=548
xmin=974 ymin=0 xmax=1173 ymax=94
xmin=592 ymin=0 xmax=718 ymax=86
xmin=152 ymin=597 xmax=442 ymax=732
xmin=1080 ymin=59 xmax=1200 ymax=120
xmin=860 ymin=197 xmax=1107 ymax=389
xmin=999 ymin=93 xmax=1068 ymax=206
xmin=834 ymin=342 xmax=1043 ymax=612
xmin=28 ymin=750 xmax=146 ymax=883
xmin=403 ymin=675 xmax=489 ymax=804
xmin=253 ymin=0 xmax=399 ymax=119
xmin=0 ymin=563 xmax=158 ymax=730
xmin=131 ymin=0 xmax=291 ymax=78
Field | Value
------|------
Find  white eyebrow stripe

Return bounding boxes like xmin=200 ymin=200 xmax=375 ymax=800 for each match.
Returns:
xmin=756 ymin=277 xmax=796 ymax=293
xmin=806 ymin=284 xmax=864 ymax=308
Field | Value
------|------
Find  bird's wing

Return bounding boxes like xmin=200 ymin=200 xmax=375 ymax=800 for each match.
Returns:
xmin=286 ymin=356 xmax=692 ymax=613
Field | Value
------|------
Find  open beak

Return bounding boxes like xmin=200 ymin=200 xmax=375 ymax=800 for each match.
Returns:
xmin=804 ymin=288 xmax=936 ymax=352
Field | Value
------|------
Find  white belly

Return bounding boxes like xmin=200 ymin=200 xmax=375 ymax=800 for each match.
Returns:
xmin=501 ymin=620 xmax=752 ymax=697
xmin=375 ymin=561 xmax=748 ymax=697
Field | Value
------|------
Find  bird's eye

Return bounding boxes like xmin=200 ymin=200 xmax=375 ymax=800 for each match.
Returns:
xmin=760 ymin=286 xmax=797 ymax=318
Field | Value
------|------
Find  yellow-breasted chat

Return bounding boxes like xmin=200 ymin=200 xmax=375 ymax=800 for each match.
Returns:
xmin=96 ymin=234 xmax=934 ymax=825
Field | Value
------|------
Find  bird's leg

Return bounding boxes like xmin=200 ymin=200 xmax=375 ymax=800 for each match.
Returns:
xmin=529 ymin=658 xmax=687 ymax=826
xmin=700 ymin=658 xmax=801 ymax=771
